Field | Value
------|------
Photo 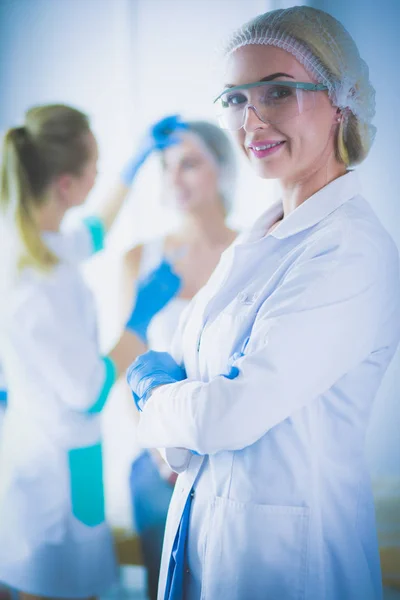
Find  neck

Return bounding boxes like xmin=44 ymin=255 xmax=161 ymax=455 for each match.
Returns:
xmin=280 ymin=158 xmax=347 ymax=218
xmin=34 ymin=191 xmax=67 ymax=233
xmin=180 ymin=199 xmax=230 ymax=246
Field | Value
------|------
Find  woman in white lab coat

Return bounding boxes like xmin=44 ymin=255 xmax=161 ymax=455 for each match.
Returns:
xmin=0 ymin=105 xmax=183 ymax=599
xmin=127 ymin=7 xmax=400 ymax=600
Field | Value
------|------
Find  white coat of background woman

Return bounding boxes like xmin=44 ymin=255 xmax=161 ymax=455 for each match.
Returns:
xmin=0 ymin=105 xmax=183 ymax=600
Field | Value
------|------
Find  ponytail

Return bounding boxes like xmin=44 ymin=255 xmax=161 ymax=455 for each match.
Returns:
xmin=0 ymin=105 xmax=90 ymax=272
xmin=0 ymin=127 xmax=58 ymax=270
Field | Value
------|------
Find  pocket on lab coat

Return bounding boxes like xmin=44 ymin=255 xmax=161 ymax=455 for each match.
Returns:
xmin=202 ymin=496 xmax=309 ymax=600
xmin=68 ymin=442 xmax=105 ymax=527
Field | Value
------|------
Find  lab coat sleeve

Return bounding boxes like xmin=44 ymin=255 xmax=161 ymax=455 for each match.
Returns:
xmin=137 ymin=226 xmax=391 ymax=455
xmin=21 ymin=289 xmax=116 ymax=413
xmin=159 ymin=301 xmax=196 ymax=471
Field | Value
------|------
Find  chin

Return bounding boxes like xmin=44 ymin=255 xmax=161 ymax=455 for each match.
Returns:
xmin=69 ymin=197 xmax=87 ymax=209
xmin=246 ymin=146 xmax=289 ymax=178
xmin=249 ymin=158 xmax=286 ymax=180
xmin=175 ymin=198 xmax=194 ymax=211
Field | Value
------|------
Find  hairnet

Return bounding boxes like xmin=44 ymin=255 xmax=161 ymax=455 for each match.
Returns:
xmin=223 ymin=6 xmax=376 ymax=151
xmin=186 ymin=121 xmax=237 ymax=214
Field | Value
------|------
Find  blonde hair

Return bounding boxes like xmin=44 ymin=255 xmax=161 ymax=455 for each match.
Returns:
xmin=0 ymin=104 xmax=91 ymax=271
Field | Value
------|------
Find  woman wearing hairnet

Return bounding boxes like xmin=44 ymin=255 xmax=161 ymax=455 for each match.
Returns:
xmin=122 ymin=120 xmax=237 ymax=600
xmin=0 ymin=106 xmax=185 ymax=599
xmin=128 ymin=6 xmax=400 ymax=600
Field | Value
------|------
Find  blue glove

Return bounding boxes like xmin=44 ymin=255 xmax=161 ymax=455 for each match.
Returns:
xmin=121 ymin=115 xmax=188 ymax=186
xmin=127 ymin=351 xmax=187 ymax=411
xmin=223 ymin=337 xmax=249 ymax=380
xmin=126 ymin=259 xmax=182 ymax=343
xmin=0 ymin=389 xmax=7 ymax=405
xmin=222 ymin=352 xmax=242 ymax=380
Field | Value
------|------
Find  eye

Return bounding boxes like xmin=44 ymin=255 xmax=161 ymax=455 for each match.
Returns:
xmin=267 ymin=85 xmax=294 ymax=101
xmin=181 ymin=158 xmax=200 ymax=170
xmin=221 ymin=92 xmax=247 ymax=108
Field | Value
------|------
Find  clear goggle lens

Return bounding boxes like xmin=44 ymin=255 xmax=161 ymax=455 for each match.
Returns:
xmin=214 ymin=82 xmax=325 ymax=131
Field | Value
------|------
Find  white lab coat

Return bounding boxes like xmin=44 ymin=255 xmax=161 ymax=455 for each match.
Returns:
xmin=136 ymin=172 xmax=400 ymax=600
xmin=0 ymin=222 xmax=118 ymax=598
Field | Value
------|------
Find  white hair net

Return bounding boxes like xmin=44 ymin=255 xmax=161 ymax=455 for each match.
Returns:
xmin=187 ymin=121 xmax=237 ymax=214
xmin=223 ymin=6 xmax=376 ymax=150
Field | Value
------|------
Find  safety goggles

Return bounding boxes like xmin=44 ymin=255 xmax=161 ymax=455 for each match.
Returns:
xmin=213 ymin=81 xmax=328 ymax=131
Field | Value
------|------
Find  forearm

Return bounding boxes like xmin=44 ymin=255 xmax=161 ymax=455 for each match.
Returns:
xmin=120 ymin=248 xmax=142 ymax=324
xmin=109 ymin=330 xmax=147 ymax=378
xmin=96 ymin=181 xmax=132 ymax=233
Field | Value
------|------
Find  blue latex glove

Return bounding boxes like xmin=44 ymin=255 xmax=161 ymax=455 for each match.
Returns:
xmin=223 ymin=336 xmax=249 ymax=380
xmin=126 ymin=259 xmax=182 ymax=343
xmin=121 ymin=115 xmax=188 ymax=186
xmin=127 ymin=351 xmax=186 ymax=411
xmin=0 ymin=389 xmax=7 ymax=405
xmin=222 ymin=352 xmax=242 ymax=380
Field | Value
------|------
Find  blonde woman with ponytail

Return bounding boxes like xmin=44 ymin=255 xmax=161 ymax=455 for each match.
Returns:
xmin=0 ymin=105 xmax=183 ymax=600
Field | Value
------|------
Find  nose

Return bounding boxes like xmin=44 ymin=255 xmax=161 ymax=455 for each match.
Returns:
xmin=242 ymin=105 xmax=269 ymax=133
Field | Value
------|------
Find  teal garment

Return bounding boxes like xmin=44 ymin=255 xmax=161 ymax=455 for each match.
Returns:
xmin=87 ymin=356 xmax=117 ymax=414
xmin=82 ymin=216 xmax=106 ymax=254
xmin=68 ymin=443 xmax=105 ymax=527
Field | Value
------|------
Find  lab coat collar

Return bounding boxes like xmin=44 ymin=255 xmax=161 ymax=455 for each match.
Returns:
xmin=245 ymin=170 xmax=360 ymax=243
xmin=41 ymin=229 xmax=86 ymax=264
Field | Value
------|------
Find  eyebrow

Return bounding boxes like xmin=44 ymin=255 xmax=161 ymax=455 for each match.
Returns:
xmin=224 ymin=72 xmax=295 ymax=88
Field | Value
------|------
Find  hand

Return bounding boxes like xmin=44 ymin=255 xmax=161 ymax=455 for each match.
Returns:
xmin=148 ymin=115 xmax=188 ymax=151
xmin=121 ymin=115 xmax=188 ymax=186
xmin=127 ymin=350 xmax=186 ymax=411
xmin=125 ymin=260 xmax=182 ymax=342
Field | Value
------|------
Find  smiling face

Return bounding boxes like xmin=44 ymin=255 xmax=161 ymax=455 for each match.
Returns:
xmin=223 ymin=45 xmax=340 ymax=184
